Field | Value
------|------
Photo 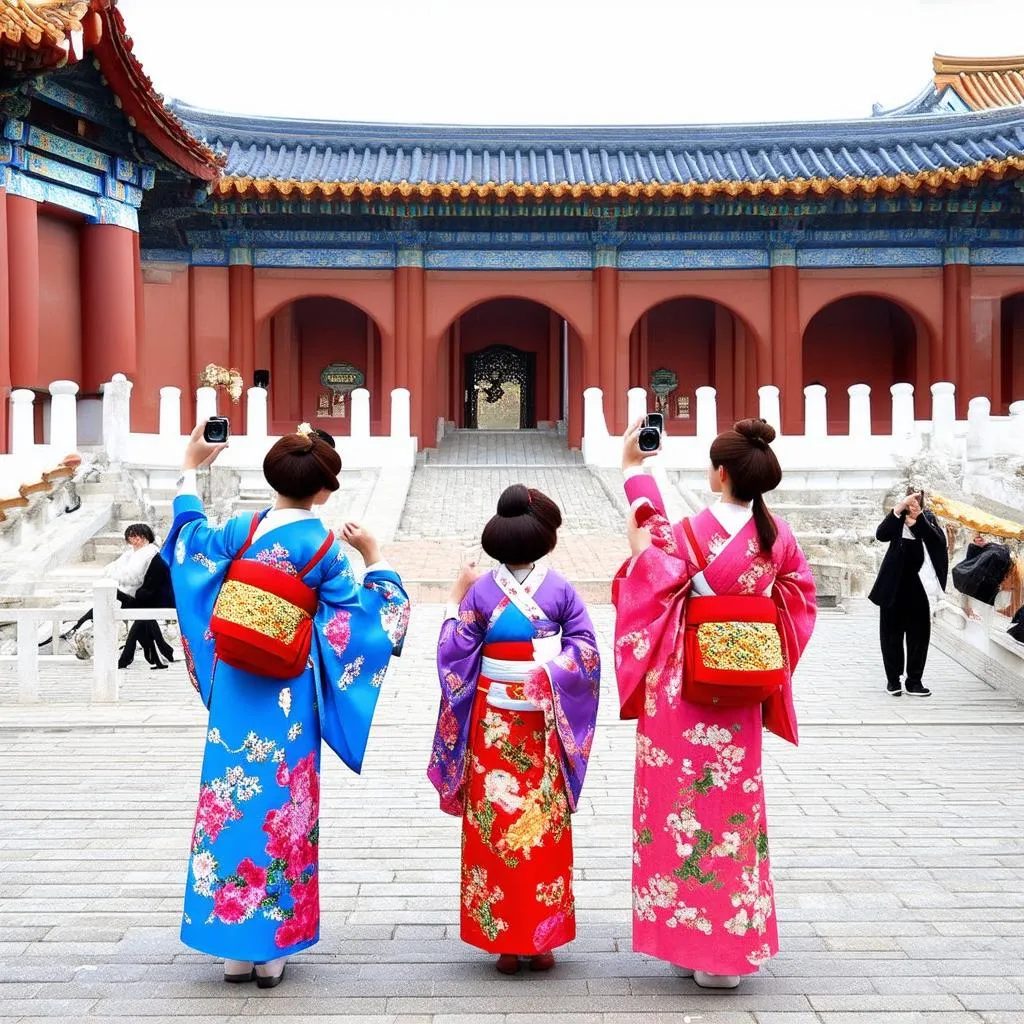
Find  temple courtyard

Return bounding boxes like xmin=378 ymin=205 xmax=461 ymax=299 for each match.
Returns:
xmin=2 ymin=603 xmax=1023 ymax=1023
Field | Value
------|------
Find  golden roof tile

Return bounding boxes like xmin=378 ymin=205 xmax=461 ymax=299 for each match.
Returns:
xmin=933 ymin=54 xmax=1024 ymax=110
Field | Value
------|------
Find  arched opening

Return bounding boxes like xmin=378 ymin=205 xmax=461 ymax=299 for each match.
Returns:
xmin=627 ymin=298 xmax=757 ymax=435
xmin=436 ymin=298 xmax=582 ymax=441
xmin=802 ymin=296 xmax=921 ymax=433
xmin=999 ymin=292 xmax=1024 ymax=414
xmin=262 ymin=297 xmax=383 ymax=436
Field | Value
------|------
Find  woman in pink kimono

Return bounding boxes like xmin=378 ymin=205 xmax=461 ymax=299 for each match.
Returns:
xmin=612 ymin=418 xmax=816 ymax=989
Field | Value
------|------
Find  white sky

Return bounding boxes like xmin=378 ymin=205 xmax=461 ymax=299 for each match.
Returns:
xmin=116 ymin=0 xmax=1024 ymax=126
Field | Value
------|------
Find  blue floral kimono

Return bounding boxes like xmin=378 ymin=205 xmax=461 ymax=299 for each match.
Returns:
xmin=163 ymin=495 xmax=409 ymax=962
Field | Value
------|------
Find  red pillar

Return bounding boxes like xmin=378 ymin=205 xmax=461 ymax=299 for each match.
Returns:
xmin=81 ymin=223 xmax=137 ymax=389
xmin=547 ymin=309 xmax=561 ymax=424
xmin=0 ymin=190 xmax=9 ymax=451
xmin=228 ymin=261 xmax=255 ymax=431
xmin=596 ymin=264 xmax=620 ymax=432
xmin=7 ymin=194 xmax=40 ymax=387
xmin=394 ymin=259 xmax=426 ymax=442
xmin=769 ymin=261 xmax=801 ymax=433
xmin=941 ymin=262 xmax=959 ymax=385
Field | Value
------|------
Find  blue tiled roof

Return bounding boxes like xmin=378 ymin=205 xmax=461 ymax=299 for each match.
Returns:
xmin=169 ymin=101 xmax=1024 ymax=186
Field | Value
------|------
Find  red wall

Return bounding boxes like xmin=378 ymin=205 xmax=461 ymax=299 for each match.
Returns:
xmin=266 ymin=298 xmax=377 ymax=436
xmin=455 ymin=299 xmax=556 ymax=426
xmin=137 ymin=264 xmax=191 ymax=432
xmin=38 ymin=213 xmax=82 ymax=385
xmin=1001 ymin=293 xmax=1024 ymax=413
xmin=803 ymin=297 xmax=917 ymax=432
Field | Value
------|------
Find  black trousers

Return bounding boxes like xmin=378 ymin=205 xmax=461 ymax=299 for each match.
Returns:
xmin=879 ymin=581 xmax=931 ymax=686
xmin=119 ymin=620 xmax=174 ymax=668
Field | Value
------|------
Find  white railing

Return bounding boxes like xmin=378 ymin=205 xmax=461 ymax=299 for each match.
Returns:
xmin=1 ymin=580 xmax=177 ymax=703
xmin=7 ymin=375 xmax=418 ymax=469
xmin=582 ymin=382 xmax=1024 ymax=481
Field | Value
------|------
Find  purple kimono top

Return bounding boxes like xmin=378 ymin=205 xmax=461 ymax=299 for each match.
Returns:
xmin=428 ymin=565 xmax=600 ymax=816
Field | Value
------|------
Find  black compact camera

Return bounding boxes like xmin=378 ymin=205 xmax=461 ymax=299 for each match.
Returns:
xmin=203 ymin=417 xmax=230 ymax=444
xmin=637 ymin=413 xmax=664 ymax=453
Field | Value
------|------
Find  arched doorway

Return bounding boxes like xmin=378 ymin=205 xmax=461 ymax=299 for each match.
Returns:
xmin=437 ymin=298 xmax=581 ymax=439
xmin=628 ymin=298 xmax=757 ymax=435
xmin=1000 ymin=292 xmax=1024 ymax=413
xmin=263 ymin=297 xmax=382 ymax=436
xmin=802 ymin=296 xmax=922 ymax=433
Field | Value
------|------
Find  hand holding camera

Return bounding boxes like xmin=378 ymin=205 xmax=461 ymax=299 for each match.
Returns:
xmin=622 ymin=414 xmax=663 ymax=471
xmin=183 ymin=419 xmax=229 ymax=471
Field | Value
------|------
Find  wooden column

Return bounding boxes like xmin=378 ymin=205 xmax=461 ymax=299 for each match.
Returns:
xmin=0 ymin=190 xmax=9 ymax=451
xmin=769 ymin=252 xmax=801 ymax=433
xmin=81 ymin=223 xmax=137 ymax=389
xmin=7 ymin=194 xmax=39 ymax=387
xmin=595 ymin=260 xmax=620 ymax=432
xmin=228 ymin=258 xmax=255 ymax=431
xmin=548 ymin=309 xmax=561 ymax=424
xmin=713 ymin=304 xmax=736 ymax=427
xmin=942 ymin=252 xmax=973 ymax=415
xmin=394 ymin=253 xmax=426 ymax=441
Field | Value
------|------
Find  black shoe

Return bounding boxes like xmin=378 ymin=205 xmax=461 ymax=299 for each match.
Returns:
xmin=151 ymin=661 xmax=169 ymax=671
xmin=886 ymin=679 xmax=902 ymax=696
xmin=905 ymin=683 xmax=932 ymax=697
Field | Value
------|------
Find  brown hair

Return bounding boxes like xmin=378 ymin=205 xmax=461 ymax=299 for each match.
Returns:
xmin=709 ymin=418 xmax=782 ymax=553
xmin=481 ymin=485 xmax=562 ymax=565
xmin=263 ymin=432 xmax=342 ymax=499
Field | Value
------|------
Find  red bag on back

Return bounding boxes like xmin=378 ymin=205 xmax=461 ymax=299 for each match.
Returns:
xmin=209 ymin=514 xmax=335 ymax=680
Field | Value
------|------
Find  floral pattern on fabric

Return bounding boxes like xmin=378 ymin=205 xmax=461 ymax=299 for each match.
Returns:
xmin=613 ymin=497 xmax=817 ymax=976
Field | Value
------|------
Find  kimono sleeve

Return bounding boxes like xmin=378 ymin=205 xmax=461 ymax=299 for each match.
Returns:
xmin=428 ymin=589 xmax=487 ymax=816
xmin=764 ymin=526 xmax=818 ymax=746
xmin=523 ymin=581 xmax=600 ymax=810
xmin=611 ymin=512 xmax=693 ymax=720
xmin=312 ymin=554 xmax=410 ymax=775
xmin=160 ymin=495 xmax=254 ymax=706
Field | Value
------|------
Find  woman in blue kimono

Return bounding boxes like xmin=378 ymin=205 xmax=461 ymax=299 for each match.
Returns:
xmin=164 ymin=423 xmax=409 ymax=988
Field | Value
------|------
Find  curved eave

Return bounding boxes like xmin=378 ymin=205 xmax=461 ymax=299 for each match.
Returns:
xmin=88 ymin=4 xmax=221 ymax=181
xmin=214 ymin=154 xmax=1024 ymax=204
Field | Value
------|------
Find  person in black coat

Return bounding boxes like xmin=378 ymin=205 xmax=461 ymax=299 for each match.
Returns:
xmin=868 ymin=490 xmax=948 ymax=697
xmin=118 ymin=551 xmax=176 ymax=670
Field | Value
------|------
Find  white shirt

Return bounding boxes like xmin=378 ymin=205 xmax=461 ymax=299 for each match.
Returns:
xmin=105 ymin=542 xmax=160 ymax=597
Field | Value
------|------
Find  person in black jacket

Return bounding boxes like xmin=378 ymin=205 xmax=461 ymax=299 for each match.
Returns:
xmin=868 ymin=490 xmax=949 ymax=697
xmin=118 ymin=550 xmax=176 ymax=670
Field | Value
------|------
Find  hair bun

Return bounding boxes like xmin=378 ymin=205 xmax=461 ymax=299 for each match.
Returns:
xmin=496 ymin=483 xmax=532 ymax=518
xmin=735 ymin=417 xmax=776 ymax=449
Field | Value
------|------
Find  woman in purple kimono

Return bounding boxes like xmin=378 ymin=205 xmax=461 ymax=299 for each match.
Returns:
xmin=428 ymin=485 xmax=600 ymax=975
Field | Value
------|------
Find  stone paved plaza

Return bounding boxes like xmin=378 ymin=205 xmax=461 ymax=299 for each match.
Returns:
xmin=2 ymin=605 xmax=1023 ymax=1024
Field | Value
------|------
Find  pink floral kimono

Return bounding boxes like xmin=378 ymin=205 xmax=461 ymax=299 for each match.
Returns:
xmin=612 ymin=476 xmax=816 ymax=975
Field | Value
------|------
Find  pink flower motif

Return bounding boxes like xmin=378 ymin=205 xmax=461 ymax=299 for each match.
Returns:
xmin=276 ymin=761 xmax=291 ymax=788
xmin=438 ymin=704 xmax=459 ymax=750
xmin=274 ymin=872 xmax=319 ymax=948
xmin=194 ymin=785 xmax=241 ymax=845
xmin=263 ymin=753 xmax=320 ymax=881
xmin=212 ymin=884 xmax=248 ymax=924
xmin=533 ymin=912 xmax=567 ymax=952
xmin=323 ymin=610 xmax=352 ymax=655
xmin=236 ymin=858 xmax=267 ymax=890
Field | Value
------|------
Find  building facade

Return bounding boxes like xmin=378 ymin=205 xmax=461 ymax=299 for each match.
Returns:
xmin=2 ymin=3 xmax=1024 ymax=453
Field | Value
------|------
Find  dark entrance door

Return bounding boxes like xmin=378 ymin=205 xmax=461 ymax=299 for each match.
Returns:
xmin=465 ymin=345 xmax=535 ymax=429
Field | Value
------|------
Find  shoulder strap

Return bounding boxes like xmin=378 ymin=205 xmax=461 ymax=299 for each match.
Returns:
xmin=234 ymin=513 xmax=262 ymax=559
xmin=682 ymin=517 xmax=709 ymax=572
xmin=297 ymin=531 xmax=336 ymax=580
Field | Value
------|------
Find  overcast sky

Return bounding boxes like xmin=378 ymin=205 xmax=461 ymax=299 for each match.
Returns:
xmin=117 ymin=0 xmax=1024 ymax=126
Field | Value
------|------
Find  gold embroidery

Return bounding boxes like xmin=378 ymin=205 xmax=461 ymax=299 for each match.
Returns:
xmin=214 ymin=580 xmax=308 ymax=643
xmin=696 ymin=622 xmax=784 ymax=672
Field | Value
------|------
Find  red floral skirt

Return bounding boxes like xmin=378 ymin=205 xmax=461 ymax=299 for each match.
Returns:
xmin=460 ymin=643 xmax=575 ymax=955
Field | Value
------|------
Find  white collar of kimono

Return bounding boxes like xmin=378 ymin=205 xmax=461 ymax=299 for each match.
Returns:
xmin=710 ymin=499 xmax=753 ymax=536
xmin=494 ymin=563 xmax=549 ymax=622
xmin=253 ymin=507 xmax=317 ymax=542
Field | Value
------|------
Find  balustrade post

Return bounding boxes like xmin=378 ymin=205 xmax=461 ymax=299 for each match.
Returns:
xmin=758 ymin=385 xmax=781 ymax=433
xmin=195 ymin=386 xmax=218 ymax=425
xmin=627 ymin=387 xmax=647 ymax=426
xmin=848 ymin=383 xmax=872 ymax=440
xmin=930 ymin=382 xmax=956 ymax=448
xmin=91 ymin=579 xmax=119 ymax=703
xmin=1009 ymin=400 xmax=1024 ymax=449
xmin=159 ymin=386 xmax=182 ymax=439
xmin=890 ymin=382 xmax=915 ymax=442
xmin=10 ymin=389 xmax=35 ymax=455
xmin=48 ymin=380 xmax=79 ymax=456
xmin=695 ymin=386 xmax=718 ymax=446
xmin=101 ymin=373 xmax=133 ymax=465
xmin=803 ymin=384 xmax=827 ymax=438
xmin=246 ymin=386 xmax=268 ymax=441
xmin=390 ymin=388 xmax=411 ymax=439
xmin=350 ymin=388 xmax=371 ymax=440
xmin=966 ymin=396 xmax=992 ymax=460
xmin=17 ymin=618 xmax=39 ymax=704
